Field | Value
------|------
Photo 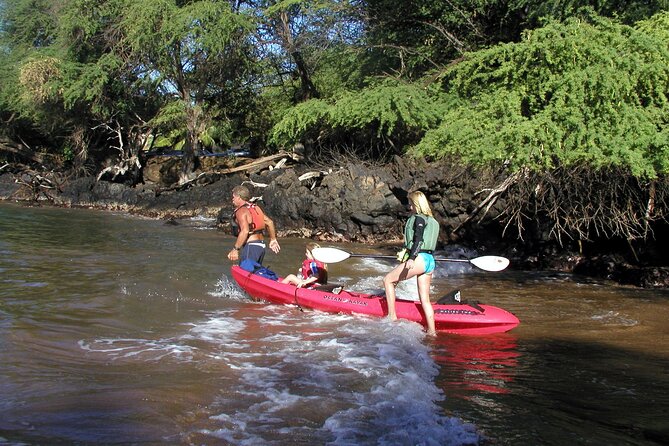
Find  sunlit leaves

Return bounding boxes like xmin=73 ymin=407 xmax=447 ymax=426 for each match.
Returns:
xmin=18 ymin=56 xmax=62 ymax=103
xmin=121 ymin=0 xmax=251 ymax=80
xmin=0 ymin=0 xmax=60 ymax=48
xmin=270 ymin=81 xmax=444 ymax=149
xmin=269 ymin=98 xmax=330 ymax=145
xmin=330 ymin=82 xmax=443 ymax=136
xmin=509 ymin=0 xmax=668 ymax=26
xmin=413 ymin=15 xmax=669 ymax=178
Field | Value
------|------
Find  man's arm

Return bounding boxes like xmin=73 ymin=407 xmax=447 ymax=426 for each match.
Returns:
xmin=228 ymin=209 xmax=251 ymax=261
xmin=264 ymin=214 xmax=281 ymax=253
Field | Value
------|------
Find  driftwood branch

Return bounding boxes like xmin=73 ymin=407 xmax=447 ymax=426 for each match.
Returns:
xmin=157 ymin=152 xmax=295 ymax=193
xmin=215 ymin=152 xmax=294 ymax=175
xmin=13 ymin=170 xmax=58 ymax=201
xmin=298 ymin=171 xmax=323 ymax=182
xmin=242 ymin=179 xmax=268 ymax=188
xmin=271 ymin=158 xmax=288 ymax=170
xmin=298 ymin=170 xmax=331 ymax=190
xmin=0 ymin=138 xmax=44 ymax=164
xmin=96 ymin=155 xmax=141 ymax=181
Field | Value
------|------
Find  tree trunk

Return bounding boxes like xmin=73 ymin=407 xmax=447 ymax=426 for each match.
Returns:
xmin=0 ymin=138 xmax=44 ymax=164
xmin=291 ymin=50 xmax=319 ymax=100
xmin=180 ymin=99 xmax=200 ymax=184
xmin=278 ymin=11 xmax=319 ymax=102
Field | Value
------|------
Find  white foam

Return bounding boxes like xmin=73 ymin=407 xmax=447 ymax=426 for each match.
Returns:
xmin=80 ymin=272 xmax=483 ymax=445
xmin=591 ymin=311 xmax=638 ymax=327
xmin=78 ymin=337 xmax=195 ymax=361
xmin=209 ymin=274 xmax=250 ymax=301
xmin=189 ymin=215 xmax=216 ymax=222
xmin=197 ymin=316 xmax=481 ymax=445
xmin=78 ymin=309 xmax=248 ymax=362
xmin=182 ymin=312 xmax=247 ymax=342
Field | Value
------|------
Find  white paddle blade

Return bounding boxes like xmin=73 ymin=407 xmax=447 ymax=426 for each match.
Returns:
xmin=470 ymin=256 xmax=509 ymax=272
xmin=311 ymin=247 xmax=351 ymax=263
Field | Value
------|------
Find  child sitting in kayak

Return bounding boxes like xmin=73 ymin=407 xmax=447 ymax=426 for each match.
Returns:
xmin=281 ymin=242 xmax=328 ymax=288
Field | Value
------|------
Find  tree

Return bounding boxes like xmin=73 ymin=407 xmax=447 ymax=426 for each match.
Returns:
xmin=0 ymin=0 xmax=63 ymax=144
xmin=1 ymin=0 xmax=142 ymax=173
xmin=412 ymin=13 xmax=669 ymax=243
xmin=360 ymin=0 xmax=525 ymax=78
xmin=247 ymin=0 xmax=365 ymax=104
xmin=415 ymin=14 xmax=669 ymax=177
xmin=359 ymin=1 xmax=668 ymax=80
xmin=119 ymin=0 xmax=255 ymax=182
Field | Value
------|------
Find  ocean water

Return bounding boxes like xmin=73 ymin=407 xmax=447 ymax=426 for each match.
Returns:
xmin=1 ymin=202 xmax=668 ymax=445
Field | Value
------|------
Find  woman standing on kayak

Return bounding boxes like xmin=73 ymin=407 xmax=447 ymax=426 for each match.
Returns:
xmin=383 ymin=191 xmax=440 ymax=335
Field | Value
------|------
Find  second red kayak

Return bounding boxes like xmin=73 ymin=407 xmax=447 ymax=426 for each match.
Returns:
xmin=231 ymin=266 xmax=519 ymax=335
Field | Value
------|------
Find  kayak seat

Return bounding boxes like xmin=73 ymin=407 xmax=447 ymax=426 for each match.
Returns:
xmin=437 ymin=289 xmax=462 ymax=304
xmin=436 ymin=289 xmax=485 ymax=312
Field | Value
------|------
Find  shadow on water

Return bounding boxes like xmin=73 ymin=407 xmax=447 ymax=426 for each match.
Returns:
xmin=432 ymin=334 xmax=669 ymax=446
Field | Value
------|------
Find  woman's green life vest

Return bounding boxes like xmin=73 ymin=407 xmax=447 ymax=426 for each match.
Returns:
xmin=404 ymin=214 xmax=439 ymax=252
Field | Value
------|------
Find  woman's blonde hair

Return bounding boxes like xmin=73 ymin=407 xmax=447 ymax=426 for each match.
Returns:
xmin=408 ymin=191 xmax=433 ymax=217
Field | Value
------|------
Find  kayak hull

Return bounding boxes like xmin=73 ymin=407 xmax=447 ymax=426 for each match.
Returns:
xmin=231 ymin=266 xmax=519 ymax=335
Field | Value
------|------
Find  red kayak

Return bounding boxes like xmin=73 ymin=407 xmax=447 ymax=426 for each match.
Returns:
xmin=231 ymin=266 xmax=519 ymax=335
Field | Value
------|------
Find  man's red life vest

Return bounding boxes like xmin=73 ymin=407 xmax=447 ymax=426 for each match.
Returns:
xmin=231 ymin=202 xmax=265 ymax=237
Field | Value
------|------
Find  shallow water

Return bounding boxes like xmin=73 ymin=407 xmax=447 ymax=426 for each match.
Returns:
xmin=1 ymin=202 xmax=667 ymax=445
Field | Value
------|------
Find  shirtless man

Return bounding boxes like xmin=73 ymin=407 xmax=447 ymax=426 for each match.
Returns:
xmin=227 ymin=185 xmax=280 ymax=264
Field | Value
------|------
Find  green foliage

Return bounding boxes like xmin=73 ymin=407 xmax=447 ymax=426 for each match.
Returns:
xmin=635 ymin=10 xmax=669 ymax=42
xmin=60 ymin=53 xmax=125 ymax=117
xmin=62 ymin=145 xmax=74 ymax=161
xmin=413 ymin=15 xmax=669 ymax=178
xmin=509 ymin=0 xmax=669 ymax=27
xmin=58 ymin=0 xmax=126 ymax=60
xmin=362 ymin=1 xmax=668 ymax=80
xmin=362 ymin=0 xmax=522 ymax=78
xmin=311 ymin=45 xmax=369 ymax=98
xmin=0 ymin=0 xmax=60 ymax=48
xmin=151 ymin=100 xmax=187 ymax=129
xmin=0 ymin=1 xmax=63 ymax=139
xmin=269 ymin=98 xmax=331 ymax=145
xmin=330 ymin=81 xmax=444 ymax=137
xmin=122 ymin=0 xmax=252 ymax=79
xmin=270 ymin=81 xmax=445 ymax=151
xmin=3 ymin=0 xmax=669 ymax=181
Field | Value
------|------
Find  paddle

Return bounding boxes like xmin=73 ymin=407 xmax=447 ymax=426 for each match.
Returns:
xmin=311 ymin=247 xmax=510 ymax=272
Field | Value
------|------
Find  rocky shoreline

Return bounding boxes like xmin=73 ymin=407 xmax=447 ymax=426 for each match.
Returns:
xmin=2 ymin=154 xmax=668 ymax=288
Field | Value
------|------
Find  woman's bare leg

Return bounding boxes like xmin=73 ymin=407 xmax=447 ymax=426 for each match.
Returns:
xmin=382 ymin=264 xmax=404 ymax=320
xmin=417 ymin=273 xmax=436 ymax=335
xmin=383 ymin=259 xmax=426 ymax=321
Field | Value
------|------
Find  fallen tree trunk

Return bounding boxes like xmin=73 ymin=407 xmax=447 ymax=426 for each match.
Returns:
xmin=157 ymin=152 xmax=296 ymax=192
xmin=0 ymin=138 xmax=44 ymax=164
xmin=214 ymin=152 xmax=294 ymax=175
